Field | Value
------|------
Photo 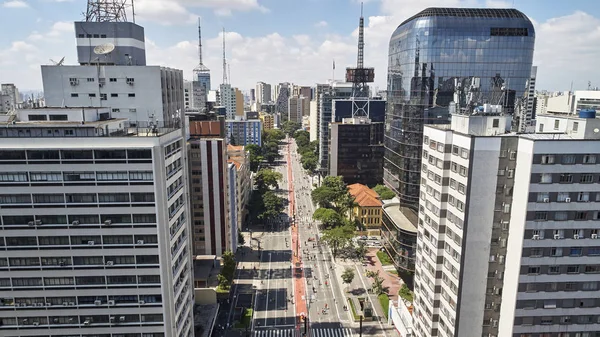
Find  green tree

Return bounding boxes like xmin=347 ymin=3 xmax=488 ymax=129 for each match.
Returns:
xmin=245 ymin=144 xmax=263 ymax=172
xmin=282 ymin=121 xmax=301 ymax=137
xmin=294 ymin=130 xmax=310 ymax=148
xmin=312 ymin=207 xmax=342 ymax=228
xmin=217 ymin=274 xmax=230 ymax=289
xmin=372 ymin=184 xmax=395 ymax=200
xmin=254 ymin=168 xmax=282 ymax=191
xmin=371 ymin=274 xmax=389 ymax=295
xmin=264 ymin=129 xmax=285 ymax=143
xmin=300 ymin=153 xmax=318 ymax=174
xmin=341 ymin=267 xmax=355 ymax=292
xmin=366 ymin=270 xmax=379 ymax=279
xmin=321 ymin=224 xmax=354 ymax=259
xmin=238 ymin=232 xmax=245 ymax=246
xmin=398 ymin=284 xmax=414 ymax=303
xmin=260 ymin=190 xmax=284 ymax=220
xmin=354 ymin=241 xmax=367 ymax=261
xmin=311 ymin=176 xmax=355 ymax=214
xmin=221 ymin=250 xmax=236 ymax=281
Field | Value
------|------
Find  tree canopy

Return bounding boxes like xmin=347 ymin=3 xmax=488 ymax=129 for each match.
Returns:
xmin=311 ymin=176 xmax=355 ymax=214
xmin=372 ymin=184 xmax=396 ymax=200
xmin=218 ymin=250 xmax=236 ymax=289
xmin=254 ymin=168 xmax=282 ymax=192
xmin=341 ymin=267 xmax=355 ymax=286
xmin=320 ymin=223 xmax=354 ymax=258
xmin=283 ymin=121 xmax=301 ymax=137
xmin=312 ymin=207 xmax=342 ymax=228
xmin=245 ymin=144 xmax=263 ymax=172
xmin=259 ymin=190 xmax=284 ymax=220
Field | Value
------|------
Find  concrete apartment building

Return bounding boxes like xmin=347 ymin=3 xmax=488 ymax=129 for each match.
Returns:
xmin=41 ymin=20 xmax=184 ymax=125
xmin=0 ymin=83 xmax=20 ymax=113
xmin=259 ymin=112 xmax=274 ymax=130
xmin=227 ymin=145 xmax=252 ymax=235
xmin=412 ymin=108 xmax=600 ymax=337
xmin=225 ymin=119 xmax=262 ymax=147
xmin=0 ymin=108 xmax=194 ymax=337
xmin=188 ymin=120 xmax=231 ymax=258
xmin=256 ymin=82 xmax=272 ymax=105
xmin=219 ymin=84 xmax=236 ymax=120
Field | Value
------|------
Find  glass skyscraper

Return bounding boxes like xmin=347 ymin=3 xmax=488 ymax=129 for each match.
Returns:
xmin=383 ymin=8 xmax=535 ymax=212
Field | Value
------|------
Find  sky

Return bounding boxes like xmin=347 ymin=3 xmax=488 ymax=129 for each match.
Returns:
xmin=1 ymin=0 xmax=600 ymax=93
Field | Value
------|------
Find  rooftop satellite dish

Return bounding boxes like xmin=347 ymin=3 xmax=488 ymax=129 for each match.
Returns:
xmin=94 ymin=43 xmax=115 ymax=55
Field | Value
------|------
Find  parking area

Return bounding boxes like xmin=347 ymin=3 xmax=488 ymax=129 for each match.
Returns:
xmin=354 ymin=235 xmax=382 ymax=248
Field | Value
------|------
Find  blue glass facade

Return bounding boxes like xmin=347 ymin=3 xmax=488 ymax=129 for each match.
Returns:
xmin=384 ymin=8 xmax=535 ymax=211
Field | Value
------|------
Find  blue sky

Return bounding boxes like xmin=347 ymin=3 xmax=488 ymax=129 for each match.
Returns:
xmin=1 ymin=0 xmax=600 ymax=93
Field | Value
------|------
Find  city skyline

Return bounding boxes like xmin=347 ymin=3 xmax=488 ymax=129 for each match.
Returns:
xmin=0 ymin=0 xmax=599 ymax=92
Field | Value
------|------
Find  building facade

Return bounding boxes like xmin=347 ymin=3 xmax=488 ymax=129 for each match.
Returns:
xmin=225 ymin=120 xmax=262 ymax=147
xmin=348 ymin=183 xmax=383 ymax=230
xmin=329 ymin=118 xmax=384 ymax=186
xmin=188 ymin=121 xmax=231 ymax=257
xmin=259 ymin=113 xmax=274 ymax=130
xmin=381 ymin=200 xmax=417 ymax=276
xmin=318 ymin=82 xmax=353 ymax=168
xmin=227 ymin=163 xmax=239 ymax=252
xmin=384 ymin=7 xmax=535 ymax=212
xmin=414 ymin=111 xmax=600 ymax=337
xmin=256 ymin=82 xmax=272 ymax=105
xmin=0 ymin=83 xmax=19 ymax=113
xmin=288 ymin=95 xmax=309 ymax=124
xmin=219 ymin=84 xmax=236 ymax=120
xmin=227 ymin=145 xmax=252 ymax=235
xmin=0 ymin=109 xmax=194 ymax=337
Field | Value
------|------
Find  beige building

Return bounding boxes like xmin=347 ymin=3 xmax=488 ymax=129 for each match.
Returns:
xmin=288 ymin=95 xmax=309 ymax=123
xmin=259 ymin=112 xmax=275 ymax=130
xmin=348 ymin=183 xmax=383 ymax=229
xmin=235 ymin=88 xmax=244 ymax=118
xmin=227 ymin=145 xmax=252 ymax=232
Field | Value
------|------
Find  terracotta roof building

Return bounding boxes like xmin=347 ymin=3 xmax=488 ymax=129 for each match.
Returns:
xmin=348 ymin=183 xmax=383 ymax=229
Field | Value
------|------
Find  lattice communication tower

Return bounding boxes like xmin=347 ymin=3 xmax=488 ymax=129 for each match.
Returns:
xmin=84 ymin=0 xmax=134 ymax=23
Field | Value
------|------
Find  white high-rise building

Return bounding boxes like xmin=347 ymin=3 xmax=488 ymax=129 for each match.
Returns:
xmin=287 ymin=95 xmax=309 ymax=124
xmin=413 ymin=107 xmax=600 ymax=337
xmin=41 ymin=19 xmax=184 ymax=124
xmin=0 ymin=108 xmax=194 ymax=337
xmin=0 ymin=83 xmax=20 ymax=112
xmin=256 ymin=82 xmax=271 ymax=105
xmin=219 ymin=84 xmax=236 ymax=119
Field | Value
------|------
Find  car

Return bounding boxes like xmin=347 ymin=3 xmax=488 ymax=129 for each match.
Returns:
xmin=372 ymin=241 xmax=381 ymax=246
xmin=369 ymin=236 xmax=378 ymax=240
xmin=359 ymin=235 xmax=367 ymax=240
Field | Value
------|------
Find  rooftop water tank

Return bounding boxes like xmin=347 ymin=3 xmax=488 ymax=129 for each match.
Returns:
xmin=579 ymin=109 xmax=596 ymax=119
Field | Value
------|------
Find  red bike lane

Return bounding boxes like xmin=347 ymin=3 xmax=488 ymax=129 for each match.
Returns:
xmin=287 ymin=140 xmax=308 ymax=336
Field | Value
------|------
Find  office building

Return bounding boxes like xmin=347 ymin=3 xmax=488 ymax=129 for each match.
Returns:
xmin=0 ymin=83 xmax=20 ymax=112
xmin=42 ymin=20 xmax=184 ymax=124
xmin=544 ymin=90 xmax=600 ymax=115
xmin=318 ymin=82 xmax=353 ymax=168
xmin=188 ymin=120 xmax=231 ymax=257
xmin=259 ymin=112 xmax=275 ymax=130
xmin=275 ymin=83 xmax=291 ymax=119
xmin=412 ymin=109 xmax=600 ymax=337
xmin=227 ymin=163 xmax=239 ymax=251
xmin=293 ymin=85 xmax=312 ymax=100
xmin=384 ymin=7 xmax=535 ymax=214
xmin=249 ymin=89 xmax=255 ymax=103
xmin=256 ymin=82 xmax=272 ymax=105
xmin=225 ymin=120 xmax=262 ymax=147
xmin=329 ymin=117 xmax=384 ymax=186
xmin=0 ymin=108 xmax=194 ymax=336
xmin=381 ymin=199 xmax=417 ymax=276
xmin=288 ymin=95 xmax=309 ymax=124
xmin=347 ymin=183 xmax=383 ymax=230
xmin=183 ymin=80 xmax=205 ymax=112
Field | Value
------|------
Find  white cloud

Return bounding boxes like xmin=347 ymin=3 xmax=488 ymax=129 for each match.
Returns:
xmin=485 ymin=0 xmax=512 ymax=8
xmin=315 ymin=21 xmax=328 ymax=28
xmin=2 ymin=0 xmax=29 ymax=8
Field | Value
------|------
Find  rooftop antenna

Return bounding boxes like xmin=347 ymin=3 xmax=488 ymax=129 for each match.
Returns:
xmin=193 ymin=17 xmax=210 ymax=81
xmin=347 ymin=2 xmax=375 ymax=117
xmin=50 ymin=57 xmax=65 ymax=66
xmin=84 ymin=0 xmax=133 ymax=22
xmin=222 ymin=28 xmax=228 ymax=85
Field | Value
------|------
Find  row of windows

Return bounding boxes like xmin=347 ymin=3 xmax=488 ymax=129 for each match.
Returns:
xmin=518 ymin=313 xmax=600 ymax=326
xmin=519 ymin=333 xmax=599 ymax=337
xmin=526 ymin=264 xmax=600 ymax=275
xmin=526 ymin=245 xmax=600 ymax=257
xmin=0 ymin=192 xmax=155 ymax=205
xmin=0 ymin=214 xmax=156 ymax=227
xmin=0 ymin=254 xmax=159 ymax=267
xmin=2 ymin=294 xmax=162 ymax=307
xmin=535 ymin=191 xmax=600 ymax=203
xmin=0 ymin=171 xmax=153 ymax=183
xmin=0 ymin=149 xmax=151 ymax=161
xmin=0 ymin=275 xmax=161 ymax=288
xmin=1 ymin=313 xmax=162 ymax=327
xmin=538 ymin=172 xmax=600 ymax=184
xmin=70 ymin=93 xmax=136 ymax=99
xmin=532 ymin=210 xmax=600 ymax=222
xmin=538 ymin=154 xmax=598 ymax=165
xmin=0 ymin=235 xmax=157 ymax=252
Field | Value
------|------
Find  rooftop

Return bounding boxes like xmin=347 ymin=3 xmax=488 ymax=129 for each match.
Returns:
xmin=348 ymin=183 xmax=383 ymax=207
xmin=382 ymin=203 xmax=418 ymax=234
xmin=401 ymin=7 xmax=529 ymax=26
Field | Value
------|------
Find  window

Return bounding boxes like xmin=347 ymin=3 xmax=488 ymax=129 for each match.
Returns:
xmin=128 ymin=93 xmax=136 ymax=97
xmin=566 ymin=265 xmax=580 ymax=274
xmin=583 ymin=154 xmax=596 ymax=164
xmin=584 ymin=265 xmax=600 ymax=273
xmin=33 ymin=194 xmax=64 ymax=203
xmin=66 ymin=193 xmax=96 ymax=203
xmin=554 ymin=212 xmax=568 ymax=221
xmin=103 ymin=235 xmax=133 ymax=245
xmin=100 ymin=93 xmax=107 ymax=100
xmin=98 ymin=193 xmax=129 ymax=203
xmin=86 ymin=78 xmax=95 ymax=82
xmin=580 ymin=174 xmax=594 ymax=183
xmin=492 ymin=118 xmax=499 ymax=127
xmin=507 ymin=169 xmax=514 ymax=178
xmin=64 ymin=172 xmax=95 ymax=181
xmin=12 ymin=278 xmax=43 ymax=287
xmin=548 ymin=266 xmax=560 ymax=274
xmin=109 ymin=78 xmax=117 ymax=82
xmin=88 ymin=93 xmax=96 ymax=97
xmin=527 ymin=266 xmax=540 ymax=275
xmin=575 ymin=211 xmax=587 ymax=220
xmin=129 ymin=171 xmax=153 ymax=181
xmin=559 ymin=174 xmax=573 ymax=183
xmin=530 ymin=248 xmax=542 ymax=257
xmin=578 ymin=192 xmax=590 ymax=202
xmin=540 ymin=173 xmax=552 ymax=183
xmin=570 ymin=247 xmax=583 ymax=256
xmin=0 ymin=194 xmax=31 ymax=204
xmin=562 ymin=155 xmax=576 ymax=164
xmin=70 ymin=93 xmax=79 ymax=97
xmin=537 ymin=192 xmax=550 ymax=202
xmin=96 ymin=171 xmax=128 ymax=181
xmin=557 ymin=192 xmax=570 ymax=202
xmin=534 ymin=212 xmax=548 ymax=221
xmin=44 ymin=277 xmax=74 ymax=286
xmin=541 ymin=155 xmax=554 ymax=164
xmin=554 ymin=119 xmax=560 ymax=130
xmin=452 ymin=145 xmax=459 ymax=155
xmin=49 ymin=114 xmax=68 ymax=121
xmin=30 ymin=172 xmax=62 ymax=182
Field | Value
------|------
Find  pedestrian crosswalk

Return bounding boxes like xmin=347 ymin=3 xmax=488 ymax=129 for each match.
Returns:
xmin=310 ymin=328 xmax=354 ymax=337
xmin=252 ymin=328 xmax=353 ymax=337
xmin=253 ymin=328 xmax=298 ymax=337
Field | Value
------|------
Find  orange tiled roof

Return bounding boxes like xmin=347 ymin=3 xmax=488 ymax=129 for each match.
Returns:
xmin=227 ymin=144 xmax=244 ymax=152
xmin=227 ymin=159 xmax=242 ymax=170
xmin=347 ymin=183 xmax=382 ymax=207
